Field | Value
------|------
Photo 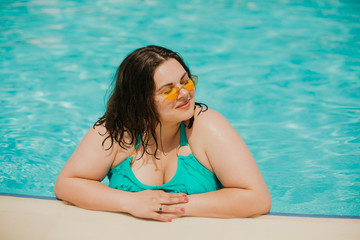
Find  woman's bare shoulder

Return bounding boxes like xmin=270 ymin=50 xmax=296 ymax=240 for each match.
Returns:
xmin=193 ymin=107 xmax=231 ymax=132
xmin=90 ymin=124 xmax=133 ymax=152
xmin=92 ymin=123 xmax=136 ymax=168
xmin=76 ymin=124 xmax=132 ymax=166
xmin=187 ymin=107 xmax=235 ymax=152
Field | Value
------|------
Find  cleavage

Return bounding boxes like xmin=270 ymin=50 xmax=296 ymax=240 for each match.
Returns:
xmin=130 ymin=149 xmax=178 ymax=186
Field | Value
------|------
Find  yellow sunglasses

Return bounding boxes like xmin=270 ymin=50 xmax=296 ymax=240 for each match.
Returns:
xmin=156 ymin=75 xmax=198 ymax=100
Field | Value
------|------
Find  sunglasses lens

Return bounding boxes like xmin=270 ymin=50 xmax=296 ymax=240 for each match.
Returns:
xmin=162 ymin=88 xmax=179 ymax=100
xmin=190 ymin=75 xmax=198 ymax=86
xmin=184 ymin=79 xmax=195 ymax=91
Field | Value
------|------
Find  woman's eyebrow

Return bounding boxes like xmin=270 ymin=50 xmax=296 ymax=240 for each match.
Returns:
xmin=179 ymin=72 xmax=187 ymax=80
xmin=158 ymin=72 xmax=187 ymax=91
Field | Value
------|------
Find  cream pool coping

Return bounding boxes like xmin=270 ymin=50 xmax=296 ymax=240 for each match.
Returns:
xmin=0 ymin=195 xmax=359 ymax=240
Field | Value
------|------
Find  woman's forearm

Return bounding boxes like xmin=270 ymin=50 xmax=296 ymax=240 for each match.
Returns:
xmin=181 ymin=188 xmax=271 ymax=218
xmin=54 ymin=177 xmax=191 ymax=222
xmin=54 ymin=178 xmax=271 ymax=219
xmin=54 ymin=177 xmax=132 ymax=213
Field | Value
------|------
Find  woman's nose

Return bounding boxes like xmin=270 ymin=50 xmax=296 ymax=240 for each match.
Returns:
xmin=177 ymin=86 xmax=189 ymax=99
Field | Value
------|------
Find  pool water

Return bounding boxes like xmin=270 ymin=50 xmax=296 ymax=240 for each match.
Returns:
xmin=1 ymin=0 xmax=359 ymax=216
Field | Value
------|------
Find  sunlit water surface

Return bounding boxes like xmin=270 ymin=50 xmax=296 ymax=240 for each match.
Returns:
xmin=1 ymin=0 xmax=359 ymax=216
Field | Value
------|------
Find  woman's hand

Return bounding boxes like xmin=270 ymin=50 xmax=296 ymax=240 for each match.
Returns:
xmin=127 ymin=190 xmax=189 ymax=222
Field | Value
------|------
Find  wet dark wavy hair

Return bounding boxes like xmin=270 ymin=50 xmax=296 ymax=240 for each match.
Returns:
xmin=94 ymin=45 xmax=207 ymax=158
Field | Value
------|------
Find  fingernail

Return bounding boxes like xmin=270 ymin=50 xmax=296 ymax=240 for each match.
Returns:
xmin=182 ymin=193 xmax=187 ymax=197
xmin=184 ymin=197 xmax=189 ymax=201
xmin=168 ymin=218 xmax=172 ymax=222
xmin=180 ymin=208 xmax=185 ymax=212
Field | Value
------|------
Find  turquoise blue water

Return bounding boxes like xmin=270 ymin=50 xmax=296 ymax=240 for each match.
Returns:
xmin=1 ymin=0 xmax=359 ymax=216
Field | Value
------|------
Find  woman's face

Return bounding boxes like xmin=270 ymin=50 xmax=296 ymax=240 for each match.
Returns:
xmin=153 ymin=58 xmax=195 ymax=125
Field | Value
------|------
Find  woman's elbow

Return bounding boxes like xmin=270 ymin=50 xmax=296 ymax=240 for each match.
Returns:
xmin=54 ymin=175 xmax=66 ymax=200
xmin=256 ymin=189 xmax=272 ymax=215
xmin=233 ymin=187 xmax=271 ymax=217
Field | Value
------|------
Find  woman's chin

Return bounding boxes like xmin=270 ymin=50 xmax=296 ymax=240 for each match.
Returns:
xmin=182 ymin=102 xmax=196 ymax=120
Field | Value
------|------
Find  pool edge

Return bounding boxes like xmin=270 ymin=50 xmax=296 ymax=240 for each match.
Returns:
xmin=0 ymin=192 xmax=58 ymax=201
xmin=1 ymin=192 xmax=359 ymax=219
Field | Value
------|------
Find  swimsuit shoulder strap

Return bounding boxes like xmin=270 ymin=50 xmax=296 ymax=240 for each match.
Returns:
xmin=135 ymin=134 xmax=141 ymax=148
xmin=179 ymin=121 xmax=188 ymax=146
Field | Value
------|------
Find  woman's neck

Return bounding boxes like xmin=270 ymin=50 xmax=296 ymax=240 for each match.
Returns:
xmin=153 ymin=121 xmax=182 ymax=153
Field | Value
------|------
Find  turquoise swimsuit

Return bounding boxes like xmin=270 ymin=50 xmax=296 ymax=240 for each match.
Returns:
xmin=108 ymin=122 xmax=223 ymax=194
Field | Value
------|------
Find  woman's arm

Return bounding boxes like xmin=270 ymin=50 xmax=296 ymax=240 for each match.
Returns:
xmin=55 ymin=125 xmax=137 ymax=212
xmin=54 ymin=125 xmax=187 ymax=222
xmin=182 ymin=109 xmax=271 ymax=218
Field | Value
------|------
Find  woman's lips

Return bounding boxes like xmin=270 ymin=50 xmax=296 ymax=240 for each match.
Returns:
xmin=176 ymin=100 xmax=190 ymax=109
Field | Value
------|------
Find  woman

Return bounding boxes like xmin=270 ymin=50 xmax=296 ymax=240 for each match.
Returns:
xmin=55 ymin=45 xmax=271 ymax=222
